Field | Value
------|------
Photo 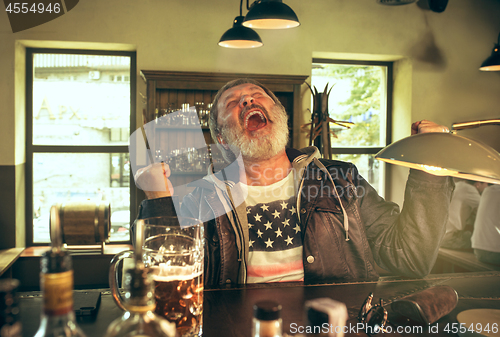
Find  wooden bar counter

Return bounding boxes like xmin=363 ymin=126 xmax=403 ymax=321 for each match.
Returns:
xmin=18 ymin=271 xmax=500 ymax=337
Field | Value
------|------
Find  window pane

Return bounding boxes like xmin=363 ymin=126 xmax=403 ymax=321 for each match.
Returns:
xmin=311 ymin=63 xmax=387 ymax=148
xmin=332 ymin=154 xmax=385 ymax=196
xmin=33 ymin=153 xmax=130 ymax=243
xmin=32 ymin=54 xmax=130 ymax=146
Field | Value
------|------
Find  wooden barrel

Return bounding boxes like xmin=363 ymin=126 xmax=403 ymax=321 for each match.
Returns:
xmin=53 ymin=201 xmax=111 ymax=245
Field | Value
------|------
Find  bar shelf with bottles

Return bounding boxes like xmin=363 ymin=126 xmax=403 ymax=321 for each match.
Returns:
xmin=153 ymin=101 xmax=226 ymax=176
xmin=140 ymin=70 xmax=308 ymax=198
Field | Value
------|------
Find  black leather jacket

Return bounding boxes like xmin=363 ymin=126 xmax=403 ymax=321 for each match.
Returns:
xmin=137 ymin=147 xmax=454 ymax=287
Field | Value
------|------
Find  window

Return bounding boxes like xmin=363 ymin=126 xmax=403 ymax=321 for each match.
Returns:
xmin=26 ymin=49 xmax=136 ymax=244
xmin=311 ymin=59 xmax=392 ymax=196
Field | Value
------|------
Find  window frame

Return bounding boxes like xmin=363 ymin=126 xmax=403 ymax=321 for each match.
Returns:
xmin=311 ymin=58 xmax=393 ymax=195
xmin=25 ymin=48 xmax=137 ymax=246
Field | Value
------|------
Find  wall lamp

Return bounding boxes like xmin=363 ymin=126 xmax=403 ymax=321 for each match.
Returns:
xmin=218 ymin=0 xmax=299 ymax=48
xmin=479 ymin=32 xmax=500 ymax=71
xmin=375 ymin=119 xmax=500 ymax=184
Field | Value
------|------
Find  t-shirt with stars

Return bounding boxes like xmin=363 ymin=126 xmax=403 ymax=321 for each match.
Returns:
xmin=242 ymin=171 xmax=303 ymax=283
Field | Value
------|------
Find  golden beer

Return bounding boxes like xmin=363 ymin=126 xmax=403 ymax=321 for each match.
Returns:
xmin=152 ymin=266 xmax=203 ymax=336
xmin=109 ymin=218 xmax=204 ymax=336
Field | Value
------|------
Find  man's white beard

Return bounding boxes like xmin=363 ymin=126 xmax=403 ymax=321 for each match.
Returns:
xmin=220 ymin=104 xmax=289 ymax=161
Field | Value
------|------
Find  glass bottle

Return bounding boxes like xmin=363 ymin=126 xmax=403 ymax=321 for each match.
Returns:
xmin=252 ymin=301 xmax=282 ymax=337
xmin=0 ymin=279 xmax=22 ymax=337
xmin=33 ymin=247 xmax=87 ymax=337
xmin=104 ymin=260 xmax=177 ymax=337
xmin=194 ymin=102 xmax=205 ymax=125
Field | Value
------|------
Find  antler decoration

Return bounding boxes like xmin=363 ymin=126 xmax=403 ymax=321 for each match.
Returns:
xmin=301 ymin=82 xmax=354 ymax=159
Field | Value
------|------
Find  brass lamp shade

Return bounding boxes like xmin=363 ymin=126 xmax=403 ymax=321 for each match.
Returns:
xmin=243 ymin=0 xmax=300 ymax=29
xmin=219 ymin=16 xmax=263 ymax=48
xmin=375 ymin=133 xmax=500 ymax=184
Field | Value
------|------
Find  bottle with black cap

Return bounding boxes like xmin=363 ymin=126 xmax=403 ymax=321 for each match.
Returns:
xmin=0 ymin=278 xmax=22 ymax=337
xmin=34 ymin=206 xmax=87 ymax=337
xmin=252 ymin=300 xmax=282 ymax=337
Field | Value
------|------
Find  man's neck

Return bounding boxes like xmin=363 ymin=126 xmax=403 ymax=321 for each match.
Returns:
xmin=243 ymin=150 xmax=292 ymax=186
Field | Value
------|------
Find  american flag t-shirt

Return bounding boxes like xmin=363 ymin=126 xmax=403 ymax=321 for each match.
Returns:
xmin=242 ymin=171 xmax=304 ymax=283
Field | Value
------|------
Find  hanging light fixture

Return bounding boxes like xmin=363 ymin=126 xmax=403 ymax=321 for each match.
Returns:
xmin=479 ymin=32 xmax=500 ymax=71
xmin=218 ymin=0 xmax=263 ymax=48
xmin=243 ymin=0 xmax=300 ymax=29
xmin=376 ymin=0 xmax=417 ymax=5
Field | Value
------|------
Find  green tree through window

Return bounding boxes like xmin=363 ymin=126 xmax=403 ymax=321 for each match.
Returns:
xmin=311 ymin=60 xmax=392 ymax=196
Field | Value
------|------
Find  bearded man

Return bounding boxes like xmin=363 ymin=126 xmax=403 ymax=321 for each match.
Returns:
xmin=134 ymin=78 xmax=454 ymax=287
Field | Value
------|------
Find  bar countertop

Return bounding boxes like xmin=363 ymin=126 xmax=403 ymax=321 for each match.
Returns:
xmin=18 ymin=271 xmax=500 ymax=337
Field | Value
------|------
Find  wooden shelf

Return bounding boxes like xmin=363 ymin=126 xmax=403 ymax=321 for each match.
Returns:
xmin=139 ymin=70 xmax=307 ymax=196
xmin=140 ymin=70 xmax=308 ymax=133
xmin=0 ymin=248 xmax=24 ymax=277
xmin=20 ymin=245 xmax=132 ymax=257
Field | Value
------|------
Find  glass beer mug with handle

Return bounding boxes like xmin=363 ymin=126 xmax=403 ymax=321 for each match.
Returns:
xmin=106 ymin=218 xmax=177 ymax=337
xmin=110 ymin=216 xmax=204 ymax=337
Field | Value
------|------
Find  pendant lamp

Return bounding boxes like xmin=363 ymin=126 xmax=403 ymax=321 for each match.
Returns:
xmin=479 ymin=32 xmax=500 ymax=71
xmin=243 ymin=0 xmax=300 ymax=29
xmin=218 ymin=16 xmax=263 ymax=48
xmin=376 ymin=0 xmax=417 ymax=5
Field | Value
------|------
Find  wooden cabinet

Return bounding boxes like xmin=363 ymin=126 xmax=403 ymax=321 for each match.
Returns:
xmin=139 ymin=70 xmax=307 ymax=196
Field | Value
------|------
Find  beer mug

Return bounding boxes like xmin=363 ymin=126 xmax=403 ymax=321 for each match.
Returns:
xmin=110 ymin=216 xmax=204 ymax=337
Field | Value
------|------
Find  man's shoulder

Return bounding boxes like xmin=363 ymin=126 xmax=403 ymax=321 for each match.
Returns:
xmin=316 ymin=158 xmax=354 ymax=169
xmin=302 ymin=157 xmax=358 ymax=183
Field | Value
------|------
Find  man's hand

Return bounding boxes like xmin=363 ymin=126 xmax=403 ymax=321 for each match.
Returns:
xmin=411 ymin=120 xmax=450 ymax=135
xmin=134 ymin=162 xmax=174 ymax=199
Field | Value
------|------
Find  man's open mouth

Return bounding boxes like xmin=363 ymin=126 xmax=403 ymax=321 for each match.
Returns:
xmin=244 ymin=109 xmax=268 ymax=131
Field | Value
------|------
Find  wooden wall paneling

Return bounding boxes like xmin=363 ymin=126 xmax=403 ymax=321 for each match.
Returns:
xmin=146 ymin=80 xmax=156 ymax=124
xmin=140 ymin=71 xmax=306 ymax=91
xmin=187 ymin=90 xmax=196 ymax=106
xmin=202 ymin=91 xmax=212 ymax=108
xmin=177 ymin=90 xmax=187 ymax=108
xmin=292 ymin=84 xmax=302 ymax=150
xmin=159 ymin=90 xmax=169 ymax=109
xmin=168 ymin=89 xmax=178 ymax=110
xmin=194 ymin=90 xmax=204 ymax=104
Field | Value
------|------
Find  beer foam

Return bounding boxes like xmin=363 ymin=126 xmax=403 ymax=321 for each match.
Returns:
xmin=151 ymin=264 xmax=202 ymax=282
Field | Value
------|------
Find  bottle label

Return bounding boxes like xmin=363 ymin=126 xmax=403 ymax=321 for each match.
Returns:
xmin=41 ymin=270 xmax=74 ymax=315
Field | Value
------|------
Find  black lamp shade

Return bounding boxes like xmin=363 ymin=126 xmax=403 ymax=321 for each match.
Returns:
xmin=376 ymin=0 xmax=417 ymax=5
xmin=218 ymin=16 xmax=263 ymax=48
xmin=479 ymin=44 xmax=500 ymax=71
xmin=243 ymin=0 xmax=300 ymax=29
